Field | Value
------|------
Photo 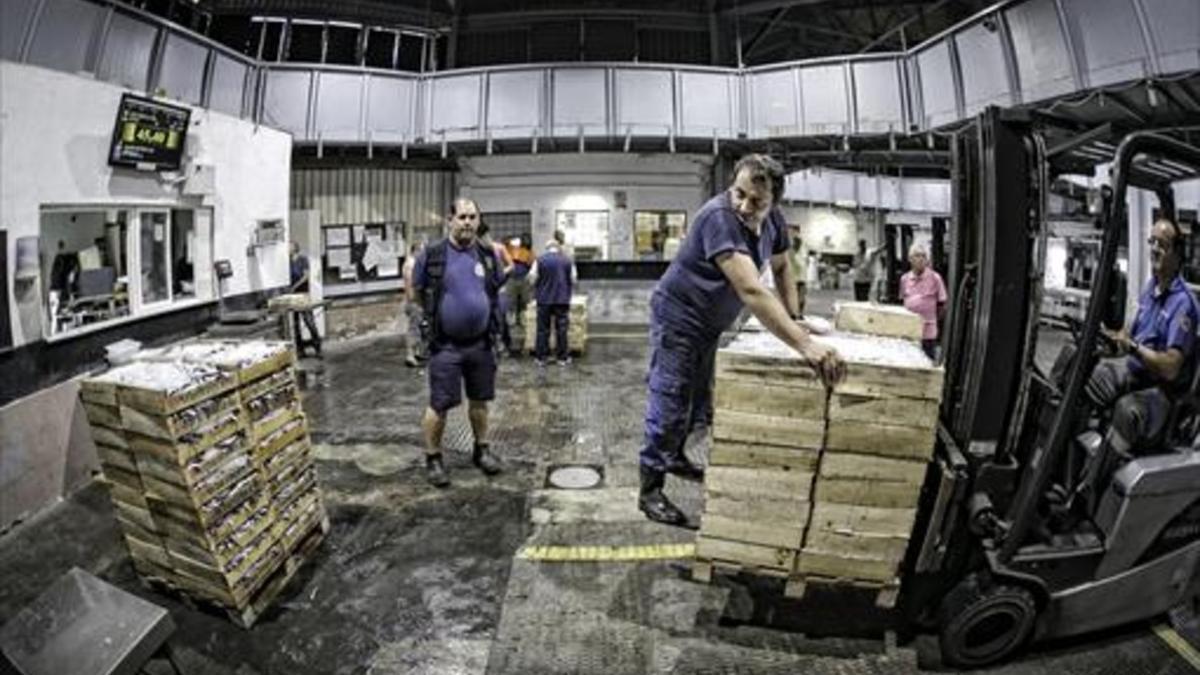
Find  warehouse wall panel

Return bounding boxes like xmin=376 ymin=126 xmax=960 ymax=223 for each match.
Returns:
xmin=97 ymin=11 xmax=157 ymax=90
xmin=26 ymin=0 xmax=104 ymax=75
xmin=158 ymin=32 xmax=208 ymax=106
xmin=852 ymin=59 xmax=904 ymax=134
xmin=487 ymin=69 xmax=543 ymax=139
xmin=955 ymin=22 xmax=1012 ymax=116
xmin=615 ymin=69 xmax=674 ymax=136
xmin=747 ymin=68 xmax=799 ymax=138
xmin=1004 ymin=0 xmax=1076 ymax=103
xmin=915 ymin=41 xmax=959 ymax=129
xmin=678 ymin=71 xmax=737 ymax=138
xmin=366 ymin=75 xmax=418 ymax=143
xmin=209 ymin=53 xmax=249 ymax=118
xmin=1140 ymin=0 xmax=1200 ymax=73
xmin=1062 ymin=0 xmax=1151 ymax=87
xmin=290 ymin=167 xmax=455 ymax=242
xmin=428 ymin=72 xmax=482 ymax=141
xmin=551 ymin=68 xmax=608 ymax=136
xmin=800 ymin=64 xmax=850 ymax=136
xmin=263 ymin=69 xmax=312 ymax=138
xmin=315 ymin=71 xmax=364 ymax=142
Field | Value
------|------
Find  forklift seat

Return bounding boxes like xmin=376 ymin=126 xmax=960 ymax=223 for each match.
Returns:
xmin=1165 ymin=350 xmax=1200 ymax=451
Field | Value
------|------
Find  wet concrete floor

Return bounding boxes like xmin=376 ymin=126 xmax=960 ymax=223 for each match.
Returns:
xmin=0 ymin=290 xmax=1195 ymax=674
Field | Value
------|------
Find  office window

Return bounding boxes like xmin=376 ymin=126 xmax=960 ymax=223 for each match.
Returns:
xmin=481 ymin=211 xmax=532 ymax=245
xmin=634 ymin=210 xmax=687 ymax=260
xmin=555 ymin=210 xmax=609 ymax=261
xmin=140 ymin=211 xmax=170 ymax=305
xmin=39 ymin=206 xmax=211 ymax=338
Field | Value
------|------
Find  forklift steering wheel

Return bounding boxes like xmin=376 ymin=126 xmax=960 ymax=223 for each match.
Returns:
xmin=1065 ymin=316 xmax=1120 ymax=357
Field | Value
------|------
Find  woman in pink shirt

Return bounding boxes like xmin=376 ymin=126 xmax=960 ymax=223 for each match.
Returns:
xmin=900 ymin=243 xmax=947 ymax=360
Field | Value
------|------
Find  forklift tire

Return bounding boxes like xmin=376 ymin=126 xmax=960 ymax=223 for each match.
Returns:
xmin=939 ymin=577 xmax=1038 ymax=668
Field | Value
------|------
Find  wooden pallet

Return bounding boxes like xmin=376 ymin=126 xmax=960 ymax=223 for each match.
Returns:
xmin=143 ymin=513 xmax=329 ymax=628
xmin=782 ymin=574 xmax=901 ymax=609
xmin=690 ymin=557 xmax=792 ymax=585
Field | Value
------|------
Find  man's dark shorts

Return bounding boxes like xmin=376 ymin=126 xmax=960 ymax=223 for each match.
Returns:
xmin=428 ymin=339 xmax=496 ymax=413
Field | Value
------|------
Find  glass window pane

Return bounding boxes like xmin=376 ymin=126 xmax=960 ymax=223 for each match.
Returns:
xmin=40 ymin=208 xmax=130 ymax=336
xmin=140 ymin=211 xmax=169 ymax=304
xmin=171 ymin=209 xmax=195 ymax=299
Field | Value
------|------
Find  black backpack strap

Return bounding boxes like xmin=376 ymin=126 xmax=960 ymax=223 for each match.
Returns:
xmin=476 ymin=241 xmax=504 ymax=346
xmin=421 ymin=239 xmax=448 ymax=344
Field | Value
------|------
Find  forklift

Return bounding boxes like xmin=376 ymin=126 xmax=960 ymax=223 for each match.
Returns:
xmin=901 ymin=108 xmax=1200 ymax=667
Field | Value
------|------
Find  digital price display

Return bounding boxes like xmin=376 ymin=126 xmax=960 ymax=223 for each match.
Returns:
xmin=108 ymin=93 xmax=191 ymax=171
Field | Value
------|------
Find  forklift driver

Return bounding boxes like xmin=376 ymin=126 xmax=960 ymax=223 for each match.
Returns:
xmin=1073 ymin=218 xmax=1200 ymax=512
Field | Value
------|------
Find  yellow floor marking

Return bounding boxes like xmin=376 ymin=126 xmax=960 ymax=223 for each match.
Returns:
xmin=517 ymin=543 xmax=696 ymax=562
xmin=1155 ymin=624 xmax=1200 ymax=671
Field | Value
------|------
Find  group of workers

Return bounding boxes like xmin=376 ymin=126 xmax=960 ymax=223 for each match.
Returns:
xmin=306 ymin=151 xmax=1196 ymax=529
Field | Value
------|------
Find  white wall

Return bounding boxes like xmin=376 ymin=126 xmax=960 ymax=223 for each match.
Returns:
xmin=457 ymin=153 xmax=713 ymax=259
xmin=779 ymin=205 xmax=883 ymax=255
xmin=1 ymin=61 xmax=292 ymax=348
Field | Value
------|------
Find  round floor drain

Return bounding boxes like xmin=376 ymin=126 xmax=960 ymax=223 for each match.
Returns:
xmin=547 ymin=465 xmax=602 ymax=490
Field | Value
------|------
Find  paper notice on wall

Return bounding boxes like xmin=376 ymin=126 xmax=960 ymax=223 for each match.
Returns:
xmin=154 ymin=224 xmax=164 ymax=242
xmin=327 ymin=248 xmax=352 ymax=268
xmin=325 ymin=228 xmax=350 ymax=247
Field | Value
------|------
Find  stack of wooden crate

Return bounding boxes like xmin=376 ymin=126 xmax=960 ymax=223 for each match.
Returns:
xmin=694 ymin=320 xmax=942 ymax=602
xmin=796 ymin=331 xmax=942 ymax=598
xmin=523 ymin=294 xmax=588 ymax=355
xmin=695 ymin=335 xmax=826 ymax=578
xmin=79 ymin=340 xmax=326 ymax=627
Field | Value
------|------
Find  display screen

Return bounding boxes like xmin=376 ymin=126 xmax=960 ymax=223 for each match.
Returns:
xmin=108 ymin=94 xmax=191 ymax=171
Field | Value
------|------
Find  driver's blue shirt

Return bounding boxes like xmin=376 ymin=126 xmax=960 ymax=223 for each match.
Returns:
xmin=1128 ymin=274 xmax=1200 ymax=384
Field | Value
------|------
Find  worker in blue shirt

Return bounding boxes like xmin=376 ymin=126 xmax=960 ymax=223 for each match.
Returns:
xmin=1074 ymin=218 xmax=1200 ymax=512
xmin=412 ymin=198 xmax=506 ymax=488
xmin=529 ymin=233 xmax=578 ymax=365
xmin=638 ymin=154 xmax=846 ymax=527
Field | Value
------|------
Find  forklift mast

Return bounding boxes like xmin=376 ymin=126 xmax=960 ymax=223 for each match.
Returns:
xmin=941 ymin=108 xmax=1045 ymax=455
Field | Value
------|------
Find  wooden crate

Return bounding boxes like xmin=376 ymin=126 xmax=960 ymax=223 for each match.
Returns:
xmin=262 ymin=439 xmax=312 ymax=482
xmin=162 ymin=504 xmax=275 ymax=571
xmin=151 ymin=493 xmax=269 ymax=551
xmin=270 ymin=465 xmax=318 ymax=509
xmin=140 ymin=340 xmax=295 ymax=386
xmin=134 ymin=432 xmax=248 ymax=492
xmin=240 ymin=367 xmax=296 ymax=404
xmin=83 ymin=401 xmax=123 ymax=429
xmin=713 ymin=378 xmax=827 ymax=419
xmin=126 ymin=414 xmax=245 ymax=466
xmin=695 ymin=536 xmax=796 ymax=575
xmin=119 ymin=391 xmax=241 ymax=442
xmin=249 ymin=402 xmax=303 ymax=445
xmin=824 ymin=420 xmax=937 ymax=461
xmin=709 ymin=440 xmax=819 ymax=470
xmin=814 ymin=453 xmax=929 ymax=509
xmin=96 ymin=443 xmax=138 ymax=474
xmin=828 ymin=391 xmax=938 ymax=427
xmin=111 ymin=362 xmax=238 ymax=415
xmin=91 ymin=425 xmax=129 ymax=450
xmin=140 ymin=452 xmax=256 ymax=508
xmin=523 ymin=295 xmax=588 ymax=355
xmin=253 ymin=416 xmax=308 ymax=470
xmin=712 ymin=409 xmax=824 ymax=449
xmin=834 ymin=302 xmax=923 ymax=341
